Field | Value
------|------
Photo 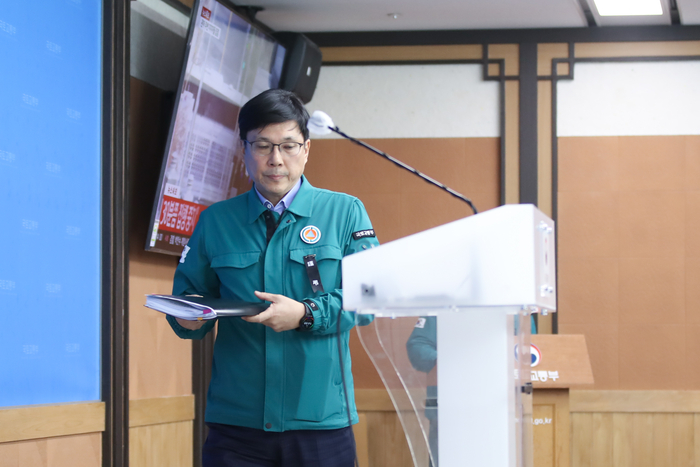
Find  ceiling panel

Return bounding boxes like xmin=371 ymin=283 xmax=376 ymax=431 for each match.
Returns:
xmin=242 ymin=0 xmax=588 ymax=32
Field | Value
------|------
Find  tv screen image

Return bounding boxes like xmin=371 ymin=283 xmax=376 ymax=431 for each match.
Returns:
xmin=147 ymin=0 xmax=286 ymax=255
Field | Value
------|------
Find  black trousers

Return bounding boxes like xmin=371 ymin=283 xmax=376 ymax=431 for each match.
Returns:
xmin=203 ymin=423 xmax=357 ymax=467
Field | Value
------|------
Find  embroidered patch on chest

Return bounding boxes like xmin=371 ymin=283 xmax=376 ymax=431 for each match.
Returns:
xmin=300 ymin=225 xmax=321 ymax=244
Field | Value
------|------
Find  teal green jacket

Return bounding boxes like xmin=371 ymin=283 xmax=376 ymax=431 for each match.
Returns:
xmin=167 ymin=177 xmax=379 ymax=432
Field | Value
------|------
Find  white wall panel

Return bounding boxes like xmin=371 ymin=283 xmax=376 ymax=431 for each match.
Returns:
xmin=307 ymin=64 xmax=500 ymax=139
xmin=678 ymin=0 xmax=700 ymax=25
xmin=558 ymin=61 xmax=700 ymax=137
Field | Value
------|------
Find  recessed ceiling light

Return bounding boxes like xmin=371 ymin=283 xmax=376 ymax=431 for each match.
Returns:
xmin=387 ymin=13 xmax=401 ymax=19
xmin=593 ymin=0 xmax=663 ymax=16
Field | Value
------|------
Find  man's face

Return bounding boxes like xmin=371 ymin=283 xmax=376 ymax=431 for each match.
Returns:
xmin=243 ymin=120 xmax=310 ymax=206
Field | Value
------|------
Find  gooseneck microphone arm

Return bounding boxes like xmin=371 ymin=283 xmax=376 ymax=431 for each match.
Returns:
xmin=329 ymin=125 xmax=479 ymax=215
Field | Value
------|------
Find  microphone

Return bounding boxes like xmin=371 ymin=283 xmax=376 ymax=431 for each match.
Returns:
xmin=307 ymin=111 xmax=478 ymax=215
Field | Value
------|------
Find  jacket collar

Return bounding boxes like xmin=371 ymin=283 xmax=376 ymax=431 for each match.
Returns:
xmin=247 ymin=175 xmax=314 ymax=224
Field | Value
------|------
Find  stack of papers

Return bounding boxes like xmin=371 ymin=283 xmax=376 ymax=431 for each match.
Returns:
xmin=145 ymin=294 xmax=267 ymax=320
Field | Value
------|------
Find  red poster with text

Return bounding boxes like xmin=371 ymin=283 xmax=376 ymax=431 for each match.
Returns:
xmin=159 ymin=196 xmax=204 ymax=236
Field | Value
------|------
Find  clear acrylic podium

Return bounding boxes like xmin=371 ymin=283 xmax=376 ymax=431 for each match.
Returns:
xmin=343 ymin=204 xmax=557 ymax=467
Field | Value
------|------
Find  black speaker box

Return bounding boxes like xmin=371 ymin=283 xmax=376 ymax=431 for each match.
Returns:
xmin=273 ymin=32 xmax=322 ymax=104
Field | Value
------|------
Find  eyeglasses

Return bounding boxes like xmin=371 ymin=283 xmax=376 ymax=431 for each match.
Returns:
xmin=243 ymin=140 xmax=305 ymax=157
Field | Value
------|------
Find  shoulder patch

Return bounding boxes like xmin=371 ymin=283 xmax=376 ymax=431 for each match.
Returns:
xmin=415 ymin=318 xmax=426 ymax=329
xmin=352 ymin=229 xmax=375 ymax=240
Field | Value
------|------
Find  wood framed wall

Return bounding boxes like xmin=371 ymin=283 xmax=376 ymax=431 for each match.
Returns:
xmin=537 ymin=40 xmax=700 ymax=219
xmin=315 ymin=43 xmax=519 ymax=237
xmin=316 ymin=43 xmax=537 ymax=333
xmin=545 ymin=42 xmax=700 ymax=392
xmin=308 ymin=27 xmax=700 ymax=467
xmin=530 ymin=37 xmax=700 ymax=467
xmin=570 ymin=390 xmax=700 ymax=467
xmin=319 ymin=43 xmax=520 ymax=208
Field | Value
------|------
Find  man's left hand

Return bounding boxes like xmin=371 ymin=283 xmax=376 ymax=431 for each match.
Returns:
xmin=242 ymin=291 xmax=306 ymax=332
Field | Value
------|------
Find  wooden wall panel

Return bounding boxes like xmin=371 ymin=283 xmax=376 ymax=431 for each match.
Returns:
xmin=129 ymin=250 xmax=191 ymax=399
xmin=129 ymin=77 xmax=192 ymax=400
xmin=317 ymin=45 xmax=515 ymax=208
xmin=130 ymin=395 xmax=195 ymax=428
xmin=350 ymin=329 xmax=385 ymax=389
xmin=533 ymin=389 xmax=570 ymax=467
xmin=571 ymin=390 xmax=700 ymax=413
xmin=558 ymin=135 xmax=700 ymax=390
xmin=489 ymin=44 xmax=520 ymax=76
xmin=127 ymin=77 xmax=195 ymax=467
xmin=574 ymin=41 xmax=700 ymax=59
xmin=321 ymin=45 xmax=482 ymax=63
xmin=353 ymin=413 xmax=370 ymax=467
xmin=572 ymin=412 xmax=614 ymax=467
xmin=570 ymin=391 xmax=700 ymax=467
xmin=128 ymin=397 xmax=194 ymax=467
xmin=355 ymin=387 xmax=423 ymax=465
xmin=571 ymin=412 xmax=699 ymax=467
xmin=534 ymin=403 xmax=556 ymax=467
xmin=538 ymin=43 xmax=568 ymax=77
xmin=305 ymin=137 xmax=500 ymax=245
xmin=364 ymin=412 xmax=414 ymax=467
xmin=0 ymin=403 xmax=105 ymax=444
xmin=0 ymin=433 xmax=101 ymax=467
xmin=129 ymin=421 xmax=193 ymax=467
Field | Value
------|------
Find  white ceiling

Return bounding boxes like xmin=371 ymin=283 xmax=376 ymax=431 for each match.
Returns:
xmin=228 ymin=0 xmax=700 ymax=32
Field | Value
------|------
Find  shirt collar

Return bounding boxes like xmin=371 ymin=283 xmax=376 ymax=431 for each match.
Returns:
xmin=254 ymin=178 xmax=302 ymax=215
xmin=247 ymin=176 xmax=314 ymax=223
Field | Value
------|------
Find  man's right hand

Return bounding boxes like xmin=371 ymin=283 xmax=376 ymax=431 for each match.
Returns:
xmin=176 ymin=317 xmax=207 ymax=330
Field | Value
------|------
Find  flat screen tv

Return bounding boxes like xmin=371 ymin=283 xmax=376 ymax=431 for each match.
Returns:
xmin=146 ymin=0 xmax=286 ymax=255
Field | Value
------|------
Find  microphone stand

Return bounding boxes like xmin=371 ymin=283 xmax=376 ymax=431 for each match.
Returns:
xmin=328 ymin=126 xmax=478 ymax=215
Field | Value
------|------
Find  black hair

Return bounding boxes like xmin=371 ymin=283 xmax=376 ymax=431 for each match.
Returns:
xmin=238 ymin=89 xmax=309 ymax=141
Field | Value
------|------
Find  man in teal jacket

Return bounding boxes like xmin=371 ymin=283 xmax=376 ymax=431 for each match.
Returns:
xmin=167 ymin=89 xmax=378 ymax=466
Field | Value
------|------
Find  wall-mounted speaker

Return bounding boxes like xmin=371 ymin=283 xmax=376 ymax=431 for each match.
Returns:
xmin=273 ymin=32 xmax=322 ymax=104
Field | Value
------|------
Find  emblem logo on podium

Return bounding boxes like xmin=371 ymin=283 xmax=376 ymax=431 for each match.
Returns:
xmin=515 ymin=343 xmax=542 ymax=367
xmin=530 ymin=344 xmax=541 ymax=367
